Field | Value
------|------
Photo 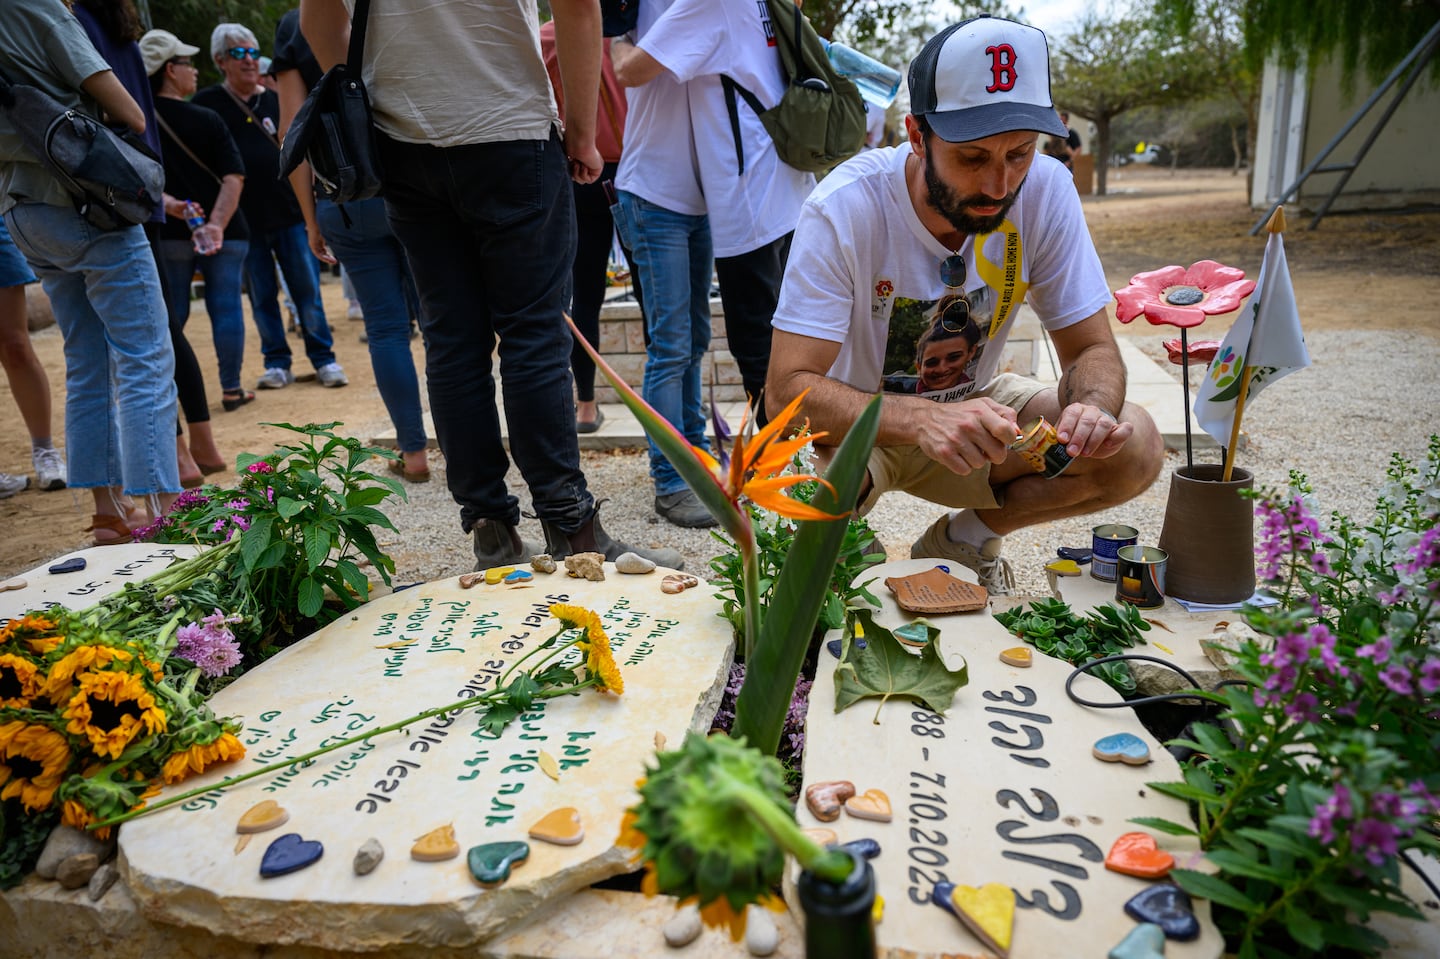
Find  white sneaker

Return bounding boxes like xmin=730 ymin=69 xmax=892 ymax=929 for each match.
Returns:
xmin=910 ymin=515 xmax=1017 ymax=596
xmin=347 ymin=301 xmax=364 ymax=322
xmin=32 ymin=447 xmax=66 ymax=491
xmin=0 ymin=471 xmax=30 ymax=499
xmin=316 ymin=362 xmax=349 ymax=388
xmin=257 ymin=367 xmax=295 ymax=390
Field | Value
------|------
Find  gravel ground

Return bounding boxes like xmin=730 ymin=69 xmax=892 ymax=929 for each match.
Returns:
xmin=377 ymin=329 xmax=1440 ymax=597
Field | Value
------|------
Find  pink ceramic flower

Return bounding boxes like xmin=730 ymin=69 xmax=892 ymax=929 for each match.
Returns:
xmin=1162 ymin=337 xmax=1221 ymax=366
xmin=1114 ymin=260 xmax=1256 ymax=329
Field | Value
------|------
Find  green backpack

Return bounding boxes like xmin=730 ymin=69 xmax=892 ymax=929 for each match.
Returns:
xmin=721 ymin=0 xmax=867 ymax=175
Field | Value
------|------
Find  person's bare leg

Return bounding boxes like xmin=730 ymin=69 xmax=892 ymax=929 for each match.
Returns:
xmin=576 ymin=399 xmax=599 ymax=425
xmin=187 ymin=420 xmax=225 ymax=471
xmin=402 ymin=448 xmax=428 ymax=475
xmin=177 ymin=428 xmax=201 ymax=487
xmin=0 ymin=285 xmax=52 ymax=441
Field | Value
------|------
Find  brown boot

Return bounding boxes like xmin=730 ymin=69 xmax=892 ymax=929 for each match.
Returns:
xmin=472 ymin=519 xmax=542 ymax=571
xmin=541 ymin=507 xmax=684 ymax=570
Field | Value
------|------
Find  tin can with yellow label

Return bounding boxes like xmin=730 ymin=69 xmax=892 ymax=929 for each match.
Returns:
xmin=1010 ymin=416 xmax=1073 ymax=479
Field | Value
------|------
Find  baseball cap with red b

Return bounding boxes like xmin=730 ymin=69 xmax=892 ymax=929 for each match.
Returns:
xmin=908 ymin=15 xmax=1068 ymax=143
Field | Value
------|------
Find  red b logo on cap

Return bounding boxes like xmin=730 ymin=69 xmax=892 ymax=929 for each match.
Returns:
xmin=985 ymin=44 xmax=1018 ymax=92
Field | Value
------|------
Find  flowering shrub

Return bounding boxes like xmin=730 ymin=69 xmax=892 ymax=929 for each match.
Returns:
xmin=0 ymin=611 xmax=243 ymax=888
xmin=1145 ymin=437 xmax=1440 ymax=958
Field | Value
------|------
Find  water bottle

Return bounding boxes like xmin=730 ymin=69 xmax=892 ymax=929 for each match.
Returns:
xmin=821 ymin=39 xmax=901 ymax=109
xmin=184 ymin=201 xmax=216 ymax=256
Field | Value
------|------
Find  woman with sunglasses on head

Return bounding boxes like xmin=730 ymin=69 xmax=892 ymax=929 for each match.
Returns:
xmin=915 ymin=294 xmax=982 ymax=394
xmin=1 ymin=0 xmax=181 ymax=542
xmin=193 ymin=24 xmax=347 ymax=394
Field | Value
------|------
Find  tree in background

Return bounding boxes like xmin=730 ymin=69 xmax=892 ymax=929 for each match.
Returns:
xmin=1049 ymin=5 xmax=1211 ymax=194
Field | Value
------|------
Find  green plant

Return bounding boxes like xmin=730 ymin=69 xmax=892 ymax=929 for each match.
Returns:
xmin=1141 ymin=438 xmax=1440 ymax=958
xmin=140 ymin=422 xmax=404 ymax=647
xmin=993 ymin=597 xmax=1151 ymax=693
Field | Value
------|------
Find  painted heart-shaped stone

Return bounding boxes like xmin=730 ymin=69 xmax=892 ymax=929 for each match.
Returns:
xmin=1057 ymin=546 xmax=1093 ymax=564
xmin=950 ymin=883 xmax=1015 ymax=958
xmin=259 ymin=833 xmax=323 ymax=878
xmin=528 ymin=807 xmax=584 ymax=846
xmin=825 ymin=637 xmax=866 ymax=659
xmin=840 ymin=837 xmax=881 ymax=860
xmin=1093 ymin=732 xmax=1152 ymax=765
xmin=660 ymin=573 xmax=700 ymax=594
xmin=237 ymin=799 xmax=289 ymax=834
xmin=411 ymin=823 xmax=460 ymax=862
xmin=1124 ymin=884 xmax=1199 ymax=941
xmin=1108 ymin=922 xmax=1166 ymax=959
xmin=872 ymin=893 xmax=885 ymax=924
xmin=0 ymin=576 xmax=26 ymax=592
xmin=845 ymin=788 xmax=892 ymax=823
xmin=459 ymin=571 xmax=485 ymax=589
xmin=1105 ymin=832 xmax=1175 ymax=879
xmin=467 ymin=840 xmax=530 ymax=887
xmin=804 ymin=780 xmax=855 ymax=822
xmin=894 ymin=622 xmax=931 ymax=648
xmin=931 ymin=880 xmax=958 ymax=918
xmin=999 ymin=646 xmax=1032 ymax=667
xmin=504 ymin=569 xmax=533 ymax=584
xmin=484 ymin=566 xmax=515 ymax=585
xmin=802 ymin=827 xmax=838 ymax=846
xmin=1045 ymin=558 xmax=1082 ymax=576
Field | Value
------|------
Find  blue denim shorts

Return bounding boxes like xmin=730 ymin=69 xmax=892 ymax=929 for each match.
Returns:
xmin=0 ymin=217 xmax=38 ymax=288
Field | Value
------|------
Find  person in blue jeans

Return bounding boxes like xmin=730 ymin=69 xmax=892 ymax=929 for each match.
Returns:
xmin=271 ymin=9 xmax=428 ymax=482
xmin=1 ymin=0 xmax=180 ymax=541
xmin=193 ymin=22 xmax=347 ymax=391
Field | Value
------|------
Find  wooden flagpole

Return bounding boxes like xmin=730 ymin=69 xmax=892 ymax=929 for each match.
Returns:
xmin=1222 ymin=206 xmax=1286 ymax=481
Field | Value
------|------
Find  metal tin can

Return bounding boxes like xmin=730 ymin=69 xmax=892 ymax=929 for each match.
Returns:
xmin=1091 ymin=523 xmax=1139 ymax=582
xmin=1115 ymin=545 xmax=1168 ymax=609
xmin=1010 ymin=416 xmax=1073 ymax=478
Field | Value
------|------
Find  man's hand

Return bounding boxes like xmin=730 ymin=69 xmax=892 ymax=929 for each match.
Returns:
xmin=196 ymin=223 xmax=224 ymax=254
xmin=565 ymin=135 xmax=603 ymax=184
xmin=1055 ymin=403 xmax=1132 ymax=459
xmin=914 ymin=397 xmax=1020 ymax=476
xmin=305 ymin=219 xmax=337 ymax=265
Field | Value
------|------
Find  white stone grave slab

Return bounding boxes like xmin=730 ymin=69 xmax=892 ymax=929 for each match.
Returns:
xmin=118 ymin=568 xmax=735 ymax=950
xmin=0 ymin=543 xmax=202 ymax=620
xmin=795 ymin=559 xmax=1224 ymax=959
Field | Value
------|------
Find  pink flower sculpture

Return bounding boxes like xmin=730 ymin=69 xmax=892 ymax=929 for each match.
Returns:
xmin=1162 ymin=338 xmax=1221 ymax=366
xmin=1114 ymin=260 xmax=1256 ymax=329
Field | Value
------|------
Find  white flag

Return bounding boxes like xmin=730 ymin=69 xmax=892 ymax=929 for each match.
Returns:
xmin=1194 ymin=231 xmax=1311 ymax=449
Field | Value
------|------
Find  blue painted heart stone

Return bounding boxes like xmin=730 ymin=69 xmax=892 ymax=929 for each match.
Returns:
xmin=1124 ymin=884 xmax=1199 ymax=941
xmin=1108 ymin=922 xmax=1166 ymax=959
xmin=259 ymin=833 xmax=323 ymax=878
xmin=894 ymin=622 xmax=931 ymax=648
xmin=1093 ymin=732 xmax=1151 ymax=765
xmin=840 ymin=837 xmax=881 ymax=860
xmin=467 ymin=840 xmax=530 ymax=887
xmin=931 ymin=880 xmax=959 ymax=917
xmin=504 ymin=569 xmax=533 ymax=583
xmin=825 ymin=637 xmax=867 ymax=659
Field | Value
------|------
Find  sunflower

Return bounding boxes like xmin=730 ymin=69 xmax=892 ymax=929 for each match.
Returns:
xmin=0 ymin=720 xmax=73 ymax=812
xmin=62 ymin=671 xmax=168 ymax=759
xmin=1 ymin=613 xmax=62 ymax=656
xmin=0 ymin=652 xmax=43 ymax=708
xmin=160 ymin=731 xmax=245 ymax=784
xmin=42 ymin=644 xmax=137 ymax=705
xmin=61 ymin=798 xmax=112 ymax=840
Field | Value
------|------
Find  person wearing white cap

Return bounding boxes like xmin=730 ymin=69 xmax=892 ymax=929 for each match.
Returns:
xmin=766 ymin=16 xmax=1164 ymax=594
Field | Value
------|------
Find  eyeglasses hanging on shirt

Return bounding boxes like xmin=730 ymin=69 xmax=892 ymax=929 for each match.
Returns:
xmin=938 ymin=254 xmax=971 ymax=332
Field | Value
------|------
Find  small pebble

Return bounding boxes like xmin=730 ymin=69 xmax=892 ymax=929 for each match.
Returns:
xmin=354 ymin=838 xmax=384 ymax=875
xmin=565 ymin=552 xmax=606 ymax=581
xmin=531 ymin=554 xmax=557 ymax=573
xmin=56 ymin=853 xmax=99 ymax=890
xmin=87 ymin=861 xmax=119 ymax=901
xmin=459 ymin=571 xmax=485 ymax=589
xmin=663 ymin=903 xmax=703 ymax=947
xmin=615 ymin=551 xmax=657 ymax=574
xmin=744 ymin=904 xmax=779 ymax=956
xmin=35 ymin=825 xmax=111 ymax=880
xmin=804 ymin=781 xmax=855 ymax=822
xmin=660 ymin=573 xmax=699 ymax=594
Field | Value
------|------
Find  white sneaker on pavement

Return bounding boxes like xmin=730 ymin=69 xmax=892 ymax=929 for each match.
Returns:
xmin=257 ymin=367 xmax=295 ymax=390
xmin=32 ymin=447 xmax=66 ymax=491
xmin=0 ymin=471 xmax=30 ymax=499
xmin=316 ymin=362 xmax=349 ymax=388
xmin=909 ymin=514 xmax=1017 ymax=596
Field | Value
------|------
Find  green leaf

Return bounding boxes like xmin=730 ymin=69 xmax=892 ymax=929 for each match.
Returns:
xmin=505 ymin=674 xmax=541 ymax=712
xmin=276 ymin=496 xmax=307 ymax=519
xmin=336 ymin=559 xmax=370 ymax=600
xmin=1127 ymin=816 xmax=1197 ymax=837
xmin=297 ymin=576 xmax=326 ymax=618
xmin=1147 ymin=780 xmax=1220 ymax=804
xmin=1170 ymin=867 xmax=1261 ymax=914
xmin=304 ymin=525 xmax=332 ymax=572
xmin=1205 ymin=848 xmax=1288 ymax=883
xmin=1232 ymin=826 xmax=1314 ymax=860
xmin=476 ymin=702 xmax=520 ymax=736
xmin=732 ymin=396 xmax=882 ymax=756
xmin=253 ymin=540 xmax=288 ymax=571
xmin=833 ymin=608 xmax=969 ymax=715
xmin=346 ymin=487 xmax=391 ymax=507
xmin=240 ymin=515 xmax=275 ymax=571
xmin=1283 ymin=903 xmax=1325 ymax=951
xmin=342 ymin=505 xmax=394 ymax=529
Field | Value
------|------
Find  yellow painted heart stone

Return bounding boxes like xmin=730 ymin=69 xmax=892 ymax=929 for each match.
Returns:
xmin=236 ymin=800 xmax=289 ymax=834
xmin=411 ymin=824 xmax=460 ymax=862
xmin=999 ymin=646 xmax=1033 ymax=668
xmin=527 ymin=807 xmax=585 ymax=846
xmin=1045 ymin=558 xmax=1082 ymax=576
xmin=950 ymin=882 xmax=1015 ymax=958
xmin=844 ymin=788 xmax=892 ymax=822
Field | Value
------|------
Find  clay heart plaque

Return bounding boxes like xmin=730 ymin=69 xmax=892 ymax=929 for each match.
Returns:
xmin=467 ymin=840 xmax=531 ymax=887
xmin=528 ymin=807 xmax=585 ymax=846
xmin=949 ymin=882 xmax=1015 ymax=958
xmin=236 ymin=800 xmax=289 ymax=835
xmin=884 ymin=567 xmax=988 ymax=614
xmin=1105 ymin=831 xmax=1175 ymax=879
xmin=999 ymin=646 xmax=1032 ymax=668
xmin=259 ymin=833 xmax=323 ymax=878
xmin=411 ymin=824 xmax=460 ymax=862
xmin=1093 ymin=732 xmax=1152 ymax=765
xmin=804 ymin=780 xmax=855 ymax=822
xmin=1124 ymin=883 xmax=1199 ymax=940
xmin=844 ymin=788 xmax=892 ymax=823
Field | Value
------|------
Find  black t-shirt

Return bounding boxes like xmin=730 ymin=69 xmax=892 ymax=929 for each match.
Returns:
xmin=271 ymin=9 xmax=324 ymax=92
xmin=153 ymin=97 xmax=250 ymax=243
xmin=192 ymin=84 xmax=303 ymax=235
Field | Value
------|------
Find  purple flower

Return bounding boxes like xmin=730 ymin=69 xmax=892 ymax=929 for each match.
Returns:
xmin=225 ymin=498 xmax=248 ymax=511
xmin=211 ymin=518 xmax=228 ymax=533
xmin=1356 ymin=634 xmax=1393 ymax=664
xmin=1419 ymin=657 xmax=1440 ymax=695
xmin=175 ymin=616 xmax=243 ymax=677
xmin=1284 ymin=692 xmax=1320 ymax=723
xmin=1310 ymin=551 xmax=1333 ymax=576
xmin=266 ymin=486 xmax=276 ymax=503
xmin=201 ymin=608 xmax=242 ymax=630
xmin=246 ymin=461 xmax=274 ymax=474
xmin=1397 ymin=526 xmax=1440 ymax=578
xmin=1308 ymin=783 xmax=1353 ymax=844
xmin=1351 ymin=817 xmax=1401 ymax=867
xmin=1379 ymin=661 xmax=1414 ymax=696
xmin=172 ymin=489 xmax=210 ymax=510
xmin=232 ymin=515 xmax=251 ymax=532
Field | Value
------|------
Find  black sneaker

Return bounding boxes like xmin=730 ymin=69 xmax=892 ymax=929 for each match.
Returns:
xmin=654 ymin=490 xmax=718 ymax=529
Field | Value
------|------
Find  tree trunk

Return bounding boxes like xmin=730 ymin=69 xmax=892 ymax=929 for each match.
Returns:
xmin=1095 ymin=118 xmax=1113 ymax=196
xmin=1230 ymin=123 xmax=1243 ymax=175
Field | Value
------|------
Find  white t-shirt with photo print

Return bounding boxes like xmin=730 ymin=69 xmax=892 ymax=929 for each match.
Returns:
xmin=638 ymin=0 xmax=814 ymax=257
xmin=772 ymin=146 xmax=1111 ymax=400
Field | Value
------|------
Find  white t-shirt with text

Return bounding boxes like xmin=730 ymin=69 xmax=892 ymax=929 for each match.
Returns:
xmin=772 ymin=147 xmax=1111 ymax=402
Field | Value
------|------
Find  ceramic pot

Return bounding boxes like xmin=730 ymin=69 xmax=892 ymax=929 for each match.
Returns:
xmin=1157 ymin=465 xmax=1255 ymax=604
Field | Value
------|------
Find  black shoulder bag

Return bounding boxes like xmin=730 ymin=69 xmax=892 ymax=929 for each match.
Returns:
xmin=278 ymin=0 xmax=382 ymax=203
xmin=0 ymin=66 xmax=164 ymax=230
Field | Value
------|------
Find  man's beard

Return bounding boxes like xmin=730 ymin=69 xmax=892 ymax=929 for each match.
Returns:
xmin=923 ymin=153 xmax=1022 ymax=235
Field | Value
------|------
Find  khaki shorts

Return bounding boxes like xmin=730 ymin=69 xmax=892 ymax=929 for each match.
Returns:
xmin=859 ymin=374 xmax=1049 ymax=516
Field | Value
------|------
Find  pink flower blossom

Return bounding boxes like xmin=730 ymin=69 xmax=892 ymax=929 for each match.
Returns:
xmin=1114 ymin=260 xmax=1256 ymax=329
xmin=1379 ymin=661 xmax=1414 ymax=696
xmin=246 ymin=461 xmax=274 ymax=474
